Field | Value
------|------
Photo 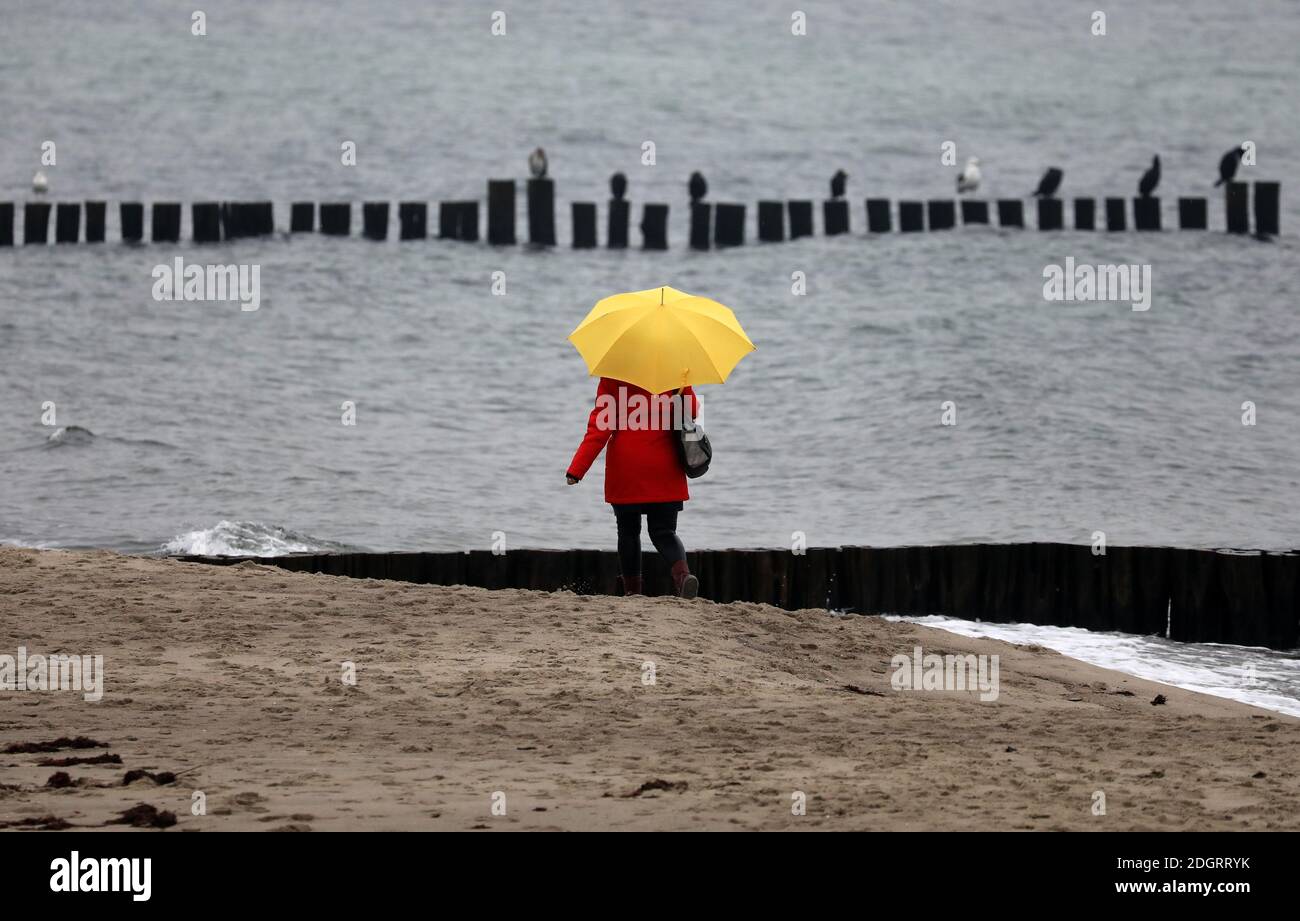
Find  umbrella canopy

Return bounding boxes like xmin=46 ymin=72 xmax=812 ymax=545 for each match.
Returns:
xmin=567 ymin=286 xmax=755 ymax=394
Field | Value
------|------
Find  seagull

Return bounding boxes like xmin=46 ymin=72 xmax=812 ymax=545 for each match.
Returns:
xmin=32 ymin=171 xmax=48 ymax=194
xmin=1033 ymin=167 xmax=1063 ymax=198
xmin=830 ymin=169 xmax=847 ymax=199
xmin=688 ymin=171 xmax=707 ymax=203
xmin=1214 ymin=145 xmax=1245 ymax=187
xmin=610 ymin=172 xmax=627 ymax=200
xmin=957 ymin=157 xmax=981 ymax=194
xmin=528 ymin=147 xmax=548 ymax=179
xmin=1138 ymin=155 xmax=1160 ymax=198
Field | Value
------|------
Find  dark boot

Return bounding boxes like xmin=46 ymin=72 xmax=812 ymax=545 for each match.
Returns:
xmin=670 ymin=560 xmax=698 ymax=599
xmin=621 ymin=574 xmax=642 ymax=596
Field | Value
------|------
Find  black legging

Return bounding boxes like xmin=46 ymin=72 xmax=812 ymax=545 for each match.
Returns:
xmin=614 ymin=505 xmax=686 ymax=577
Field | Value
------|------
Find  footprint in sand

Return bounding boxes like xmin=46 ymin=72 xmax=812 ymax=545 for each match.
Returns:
xmin=231 ymin=791 xmax=267 ymax=810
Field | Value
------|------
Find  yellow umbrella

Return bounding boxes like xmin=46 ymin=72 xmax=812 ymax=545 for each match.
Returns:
xmin=567 ymin=286 xmax=755 ymax=394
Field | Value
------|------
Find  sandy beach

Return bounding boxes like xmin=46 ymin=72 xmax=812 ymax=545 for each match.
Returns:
xmin=1 ymin=546 xmax=1297 ymax=831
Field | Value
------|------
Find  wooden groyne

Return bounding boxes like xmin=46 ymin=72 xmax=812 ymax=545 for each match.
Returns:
xmin=1 ymin=181 xmax=1280 ymax=247
xmin=176 ymin=543 xmax=1300 ymax=650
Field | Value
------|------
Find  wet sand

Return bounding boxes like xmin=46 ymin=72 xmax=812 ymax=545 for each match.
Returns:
xmin=1 ymin=546 xmax=1297 ymax=831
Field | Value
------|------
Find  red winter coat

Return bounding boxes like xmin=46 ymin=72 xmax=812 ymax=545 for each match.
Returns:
xmin=567 ymin=378 xmax=699 ymax=505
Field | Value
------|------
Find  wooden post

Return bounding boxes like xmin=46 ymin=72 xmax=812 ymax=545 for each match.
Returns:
xmin=898 ymin=201 xmax=923 ymax=232
xmin=1168 ymin=549 xmax=1219 ymax=643
xmin=219 ymin=203 xmax=238 ymax=238
xmin=1177 ymin=198 xmax=1207 ymax=230
xmin=607 ymin=199 xmax=629 ymax=248
xmin=152 ymin=203 xmax=181 ymax=242
xmin=1263 ymin=551 xmax=1300 ymax=649
xmin=83 ymin=201 xmax=105 ymax=242
xmin=865 ymin=198 xmax=891 ymax=232
xmin=788 ymin=200 xmax=813 ymax=238
xmin=997 ymin=200 xmax=1024 ymax=228
xmin=1133 ymin=197 xmax=1161 ymax=231
xmin=1099 ymin=545 xmax=1142 ymax=635
xmin=1225 ymin=182 xmax=1249 ymax=234
xmin=1217 ymin=552 xmax=1271 ymax=647
xmin=1073 ymin=198 xmax=1095 ymax=230
xmin=24 ymin=202 xmax=51 ymax=243
xmin=571 ymin=202 xmax=597 ymax=248
xmin=640 ymin=203 xmax=668 ymax=250
xmin=1105 ymin=197 xmax=1126 ymax=231
xmin=290 ymin=202 xmax=315 ymax=232
xmin=689 ymin=202 xmax=711 ymax=250
xmin=399 ymin=202 xmax=427 ymax=240
xmin=1037 ymin=198 xmax=1063 ymax=230
xmin=218 ymin=202 xmax=236 ymax=238
xmin=229 ymin=201 xmax=272 ymax=237
xmin=1254 ymin=182 xmax=1279 ymax=236
xmin=216 ymin=203 xmax=232 ymax=238
xmin=757 ymin=201 xmax=784 ymax=241
xmin=0 ymin=202 xmax=12 ymax=246
xmin=192 ymin=202 xmax=222 ymax=242
xmin=960 ymin=200 xmax=988 ymax=225
xmin=228 ymin=204 xmax=244 ymax=237
xmin=437 ymin=202 xmax=457 ymax=239
xmin=714 ymin=203 xmax=745 ymax=246
xmin=457 ymin=201 xmax=479 ymax=241
xmin=927 ymin=200 xmax=955 ymax=230
xmin=120 ymin=203 xmax=144 ymax=242
xmin=487 ymin=180 xmax=515 ymax=245
xmin=822 ymin=199 xmax=849 ymax=235
xmin=319 ymin=202 xmax=351 ymax=236
xmin=527 ymin=178 xmax=555 ymax=246
xmin=55 ymin=202 xmax=80 ymax=243
xmin=362 ymin=202 xmax=389 ymax=240
xmin=440 ymin=201 xmax=477 ymax=240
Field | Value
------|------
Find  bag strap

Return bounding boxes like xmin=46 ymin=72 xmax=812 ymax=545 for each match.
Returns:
xmin=674 ymin=386 xmax=695 ymax=430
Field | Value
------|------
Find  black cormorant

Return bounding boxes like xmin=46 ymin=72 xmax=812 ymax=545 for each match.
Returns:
xmin=1138 ymin=155 xmax=1160 ymax=198
xmin=1033 ymin=167 xmax=1063 ymax=198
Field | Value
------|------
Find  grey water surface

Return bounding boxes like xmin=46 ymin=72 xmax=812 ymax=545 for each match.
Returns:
xmin=2 ymin=0 xmax=1297 ymax=557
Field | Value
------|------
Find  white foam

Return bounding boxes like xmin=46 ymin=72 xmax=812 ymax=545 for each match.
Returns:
xmin=159 ymin=520 xmax=345 ymax=557
xmin=889 ymin=615 xmax=1300 ymax=718
xmin=0 ymin=537 xmax=62 ymax=550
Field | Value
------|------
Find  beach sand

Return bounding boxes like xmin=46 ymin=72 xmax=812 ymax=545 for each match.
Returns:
xmin=1 ymin=546 xmax=1297 ymax=831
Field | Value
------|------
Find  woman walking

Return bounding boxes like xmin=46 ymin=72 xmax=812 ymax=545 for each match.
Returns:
xmin=565 ymin=285 xmax=755 ymax=600
xmin=566 ymin=378 xmax=699 ymax=598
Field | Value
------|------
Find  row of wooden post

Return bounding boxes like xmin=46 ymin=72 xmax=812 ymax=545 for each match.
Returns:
xmin=177 ymin=542 xmax=1300 ymax=651
xmin=0 ymin=181 xmax=1279 ymax=246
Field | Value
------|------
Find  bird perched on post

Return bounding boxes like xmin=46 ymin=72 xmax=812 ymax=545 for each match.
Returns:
xmin=957 ymin=157 xmax=981 ymax=194
xmin=610 ymin=172 xmax=627 ymax=200
xmin=1215 ymin=145 xmax=1246 ymax=187
xmin=528 ymin=147 xmax=548 ymax=179
xmin=1138 ymin=155 xmax=1160 ymax=198
xmin=829 ymin=169 xmax=847 ymax=199
xmin=32 ymin=171 xmax=48 ymax=194
xmin=1033 ymin=167 xmax=1064 ymax=198
xmin=688 ymin=171 xmax=707 ymax=203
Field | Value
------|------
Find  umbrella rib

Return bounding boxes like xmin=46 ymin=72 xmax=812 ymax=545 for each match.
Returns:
xmin=589 ymin=307 xmax=681 ymax=384
xmin=663 ymin=309 xmax=725 ymax=384
xmin=666 ymin=301 xmax=757 ymax=349
xmin=569 ymin=303 xmax=657 ymax=370
xmin=667 ymin=308 xmax=757 ymax=364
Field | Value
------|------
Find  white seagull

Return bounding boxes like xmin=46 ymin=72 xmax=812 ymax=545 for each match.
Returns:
xmin=32 ymin=170 xmax=49 ymax=194
xmin=957 ymin=157 xmax=981 ymax=194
